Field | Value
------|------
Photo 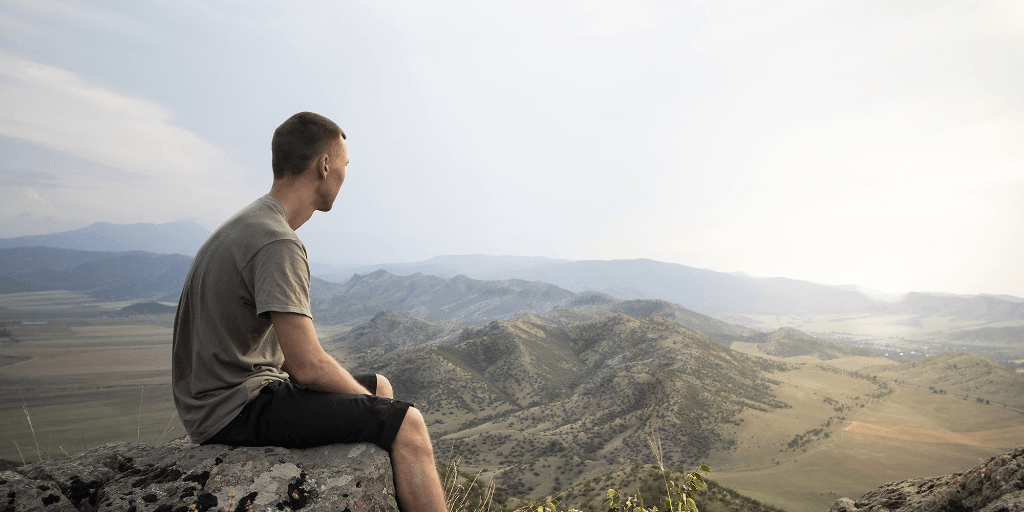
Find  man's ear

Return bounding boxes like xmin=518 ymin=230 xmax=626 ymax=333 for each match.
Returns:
xmin=320 ymin=154 xmax=330 ymax=179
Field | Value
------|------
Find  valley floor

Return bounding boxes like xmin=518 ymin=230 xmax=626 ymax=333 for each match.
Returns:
xmin=710 ymin=361 xmax=1024 ymax=512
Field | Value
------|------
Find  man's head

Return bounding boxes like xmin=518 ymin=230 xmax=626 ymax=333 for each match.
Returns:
xmin=272 ymin=112 xmax=346 ymax=180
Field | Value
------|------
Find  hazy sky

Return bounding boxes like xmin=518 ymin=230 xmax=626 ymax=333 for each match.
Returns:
xmin=1 ymin=1 xmax=1022 ymax=297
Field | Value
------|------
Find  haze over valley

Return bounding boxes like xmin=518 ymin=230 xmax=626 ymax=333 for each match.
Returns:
xmin=3 ymin=220 xmax=1022 ymax=366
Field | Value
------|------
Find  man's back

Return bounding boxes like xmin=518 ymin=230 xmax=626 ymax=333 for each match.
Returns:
xmin=171 ymin=112 xmax=447 ymax=511
xmin=172 ymin=194 xmax=309 ymax=443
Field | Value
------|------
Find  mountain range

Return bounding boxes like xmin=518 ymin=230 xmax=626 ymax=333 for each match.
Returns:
xmin=4 ymin=243 xmax=1024 ymax=342
xmin=309 ymin=270 xmax=577 ymax=326
xmin=315 ymin=254 xmax=572 ymax=282
xmin=320 ymin=256 xmax=879 ymax=317
xmin=333 ymin=313 xmax=790 ymax=475
xmin=882 ymin=292 xmax=1024 ymax=323
xmin=0 ymin=246 xmax=191 ymax=301
xmin=2 ymin=222 xmax=1023 ymax=345
xmin=325 ymin=289 xmax=757 ymax=349
xmin=0 ymin=220 xmax=210 ymax=255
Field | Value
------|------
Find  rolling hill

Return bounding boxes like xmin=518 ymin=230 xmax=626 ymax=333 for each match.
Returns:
xmin=881 ymin=292 xmax=1024 ymax=323
xmin=310 ymin=270 xmax=579 ymax=325
xmin=752 ymin=327 xmax=878 ymax=360
xmin=862 ymin=352 xmax=1024 ymax=411
xmin=328 ymin=310 xmax=461 ymax=349
xmin=530 ymin=296 xmax=756 ymax=345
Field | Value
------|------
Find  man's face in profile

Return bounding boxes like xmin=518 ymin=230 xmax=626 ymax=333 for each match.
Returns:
xmin=318 ymin=135 xmax=348 ymax=212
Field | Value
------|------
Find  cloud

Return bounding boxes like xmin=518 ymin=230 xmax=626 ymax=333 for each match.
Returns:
xmin=0 ymin=51 xmax=252 ymax=232
xmin=0 ymin=51 xmax=238 ymax=180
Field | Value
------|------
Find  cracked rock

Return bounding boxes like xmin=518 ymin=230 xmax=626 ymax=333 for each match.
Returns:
xmin=3 ymin=438 xmax=398 ymax=512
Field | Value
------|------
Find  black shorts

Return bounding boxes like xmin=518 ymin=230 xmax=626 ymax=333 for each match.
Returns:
xmin=203 ymin=374 xmax=412 ymax=452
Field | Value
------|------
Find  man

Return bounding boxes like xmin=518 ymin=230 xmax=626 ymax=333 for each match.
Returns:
xmin=172 ymin=111 xmax=446 ymax=512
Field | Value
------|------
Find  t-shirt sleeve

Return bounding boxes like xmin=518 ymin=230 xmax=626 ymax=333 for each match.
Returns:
xmin=252 ymin=239 xmax=311 ymax=320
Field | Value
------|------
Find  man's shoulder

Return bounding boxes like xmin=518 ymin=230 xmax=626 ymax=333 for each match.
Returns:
xmin=221 ymin=196 xmax=299 ymax=243
xmin=229 ymin=195 xmax=291 ymax=231
xmin=196 ymin=196 xmax=303 ymax=268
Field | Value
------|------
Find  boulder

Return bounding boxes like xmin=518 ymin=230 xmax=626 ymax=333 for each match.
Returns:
xmin=0 ymin=438 xmax=399 ymax=512
xmin=829 ymin=445 xmax=1024 ymax=512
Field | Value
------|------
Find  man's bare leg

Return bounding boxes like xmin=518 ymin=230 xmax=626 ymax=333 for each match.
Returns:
xmin=376 ymin=374 xmax=394 ymax=398
xmin=391 ymin=407 xmax=447 ymax=512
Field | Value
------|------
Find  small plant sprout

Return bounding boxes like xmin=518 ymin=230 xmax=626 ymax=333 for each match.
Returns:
xmin=157 ymin=412 xmax=179 ymax=445
xmin=593 ymin=433 xmax=712 ymax=512
xmin=8 ymin=438 xmax=25 ymax=466
xmin=18 ymin=385 xmax=42 ymax=462
xmin=137 ymin=385 xmax=144 ymax=443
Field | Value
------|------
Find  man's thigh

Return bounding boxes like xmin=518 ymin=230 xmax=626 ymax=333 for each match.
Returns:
xmin=207 ymin=376 xmax=412 ymax=451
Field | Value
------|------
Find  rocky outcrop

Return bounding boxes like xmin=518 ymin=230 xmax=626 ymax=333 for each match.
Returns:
xmin=829 ymin=445 xmax=1024 ymax=512
xmin=0 ymin=438 xmax=399 ymax=512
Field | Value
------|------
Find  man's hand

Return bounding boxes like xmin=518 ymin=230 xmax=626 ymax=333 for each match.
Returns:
xmin=270 ymin=311 xmax=371 ymax=395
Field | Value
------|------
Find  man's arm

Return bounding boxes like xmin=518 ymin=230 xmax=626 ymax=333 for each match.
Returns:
xmin=270 ymin=311 xmax=371 ymax=395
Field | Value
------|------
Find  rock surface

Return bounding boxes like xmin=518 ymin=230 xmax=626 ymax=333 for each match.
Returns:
xmin=829 ymin=445 xmax=1024 ymax=512
xmin=0 ymin=438 xmax=399 ymax=512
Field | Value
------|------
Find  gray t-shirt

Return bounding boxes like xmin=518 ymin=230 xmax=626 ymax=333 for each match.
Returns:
xmin=172 ymin=195 xmax=311 ymax=443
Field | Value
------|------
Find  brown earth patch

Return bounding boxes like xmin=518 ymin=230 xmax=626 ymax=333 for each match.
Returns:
xmin=843 ymin=420 xmax=992 ymax=446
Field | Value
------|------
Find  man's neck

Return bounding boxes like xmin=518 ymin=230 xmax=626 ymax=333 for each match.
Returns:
xmin=269 ymin=185 xmax=315 ymax=231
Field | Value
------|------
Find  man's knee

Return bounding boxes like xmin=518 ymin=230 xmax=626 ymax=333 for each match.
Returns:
xmin=376 ymin=374 xmax=394 ymax=398
xmin=403 ymin=406 xmax=425 ymax=431
xmin=393 ymin=407 xmax=432 ymax=453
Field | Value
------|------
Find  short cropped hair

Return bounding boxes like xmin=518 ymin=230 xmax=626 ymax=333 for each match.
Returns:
xmin=271 ymin=112 xmax=346 ymax=179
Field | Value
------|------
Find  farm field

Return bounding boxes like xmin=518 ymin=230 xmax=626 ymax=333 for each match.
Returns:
xmin=0 ymin=291 xmax=183 ymax=463
xmin=0 ymin=333 xmax=182 ymax=463
xmin=0 ymin=292 xmax=350 ymax=464
xmin=0 ymin=291 xmax=141 ymax=317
